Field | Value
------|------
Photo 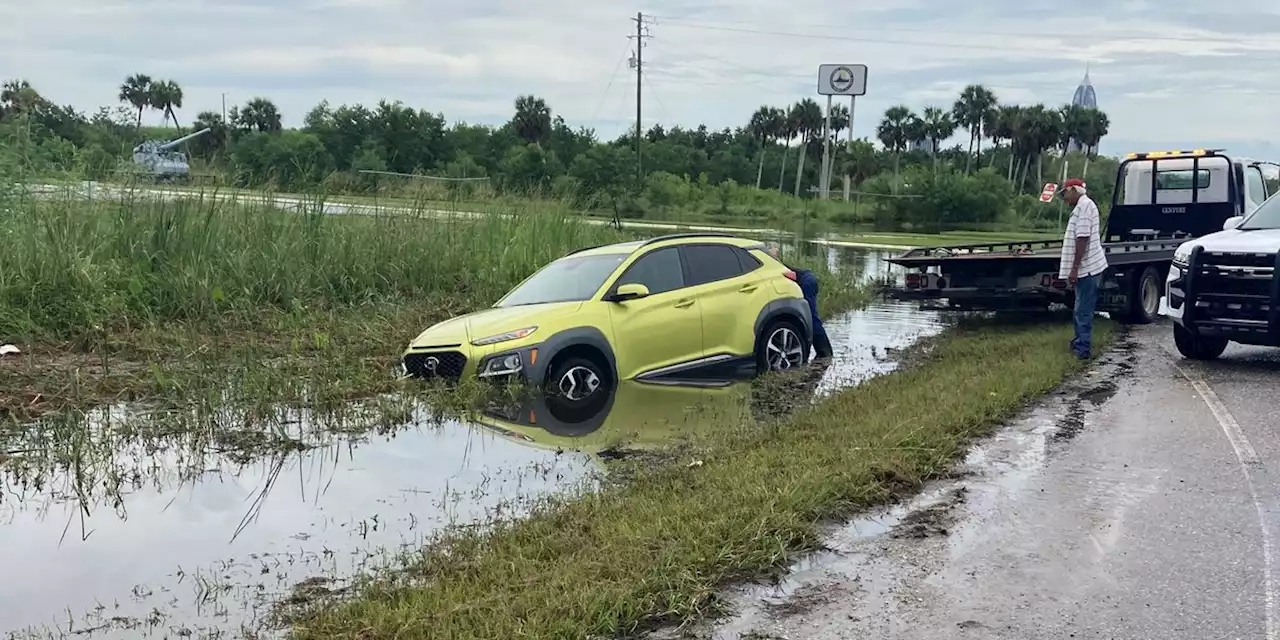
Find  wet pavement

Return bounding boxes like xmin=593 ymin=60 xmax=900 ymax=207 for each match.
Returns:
xmin=696 ymin=322 xmax=1280 ymax=640
xmin=0 ymin=247 xmax=944 ymax=639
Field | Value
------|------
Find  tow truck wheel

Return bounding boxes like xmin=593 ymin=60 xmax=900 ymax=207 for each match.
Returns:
xmin=1173 ymin=324 xmax=1229 ymax=361
xmin=1127 ymin=265 xmax=1163 ymax=324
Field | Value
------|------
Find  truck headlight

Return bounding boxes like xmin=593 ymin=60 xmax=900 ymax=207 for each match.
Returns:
xmin=1172 ymin=246 xmax=1192 ymax=267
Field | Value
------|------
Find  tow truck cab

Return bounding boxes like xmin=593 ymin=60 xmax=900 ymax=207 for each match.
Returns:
xmin=1164 ymin=156 xmax=1277 ymax=359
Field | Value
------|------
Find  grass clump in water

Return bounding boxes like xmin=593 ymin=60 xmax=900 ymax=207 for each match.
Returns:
xmin=288 ymin=319 xmax=1114 ymax=639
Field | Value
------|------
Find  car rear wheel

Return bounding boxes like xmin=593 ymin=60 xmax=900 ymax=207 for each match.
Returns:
xmin=544 ymin=356 xmax=610 ymax=423
xmin=1173 ymin=324 xmax=1228 ymax=361
xmin=756 ymin=320 xmax=808 ymax=374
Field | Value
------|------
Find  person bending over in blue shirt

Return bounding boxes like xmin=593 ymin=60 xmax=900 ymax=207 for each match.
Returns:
xmin=769 ymin=247 xmax=833 ymax=362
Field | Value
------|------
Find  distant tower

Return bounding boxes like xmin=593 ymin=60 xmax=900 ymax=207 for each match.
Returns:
xmin=1068 ymin=64 xmax=1097 ymax=153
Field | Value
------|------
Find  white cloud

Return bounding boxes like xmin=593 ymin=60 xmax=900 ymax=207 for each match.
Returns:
xmin=2 ymin=0 xmax=1279 ymax=158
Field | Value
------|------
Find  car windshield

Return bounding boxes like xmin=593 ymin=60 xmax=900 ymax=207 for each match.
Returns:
xmin=496 ymin=253 xmax=628 ymax=307
xmin=1240 ymin=193 xmax=1280 ymax=230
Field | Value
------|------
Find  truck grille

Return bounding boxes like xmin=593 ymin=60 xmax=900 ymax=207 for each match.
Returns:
xmin=403 ymin=351 xmax=467 ymax=381
xmin=1190 ymin=251 xmax=1279 ymax=328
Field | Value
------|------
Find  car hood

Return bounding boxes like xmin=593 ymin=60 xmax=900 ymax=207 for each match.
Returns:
xmin=409 ymin=301 xmax=585 ymax=347
xmin=1181 ymin=228 xmax=1280 ymax=254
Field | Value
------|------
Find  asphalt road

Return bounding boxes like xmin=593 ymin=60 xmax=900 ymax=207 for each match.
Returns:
xmin=707 ymin=321 xmax=1280 ymax=640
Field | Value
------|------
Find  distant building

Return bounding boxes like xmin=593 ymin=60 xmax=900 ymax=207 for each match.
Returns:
xmin=1068 ymin=65 xmax=1097 ymax=154
xmin=909 ymin=138 xmax=935 ymax=153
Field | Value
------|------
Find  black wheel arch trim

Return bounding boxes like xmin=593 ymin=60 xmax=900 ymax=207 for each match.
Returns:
xmin=754 ymin=298 xmax=813 ymax=346
xmin=531 ymin=326 xmax=618 ymax=387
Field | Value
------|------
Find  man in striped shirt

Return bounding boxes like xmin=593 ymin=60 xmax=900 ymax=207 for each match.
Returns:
xmin=1059 ymin=178 xmax=1109 ymax=360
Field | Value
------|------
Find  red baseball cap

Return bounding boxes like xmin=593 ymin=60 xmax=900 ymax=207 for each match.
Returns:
xmin=1061 ymin=178 xmax=1086 ymax=189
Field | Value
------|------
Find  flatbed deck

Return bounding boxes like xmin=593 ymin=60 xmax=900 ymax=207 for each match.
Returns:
xmin=888 ymin=236 xmax=1189 ymax=269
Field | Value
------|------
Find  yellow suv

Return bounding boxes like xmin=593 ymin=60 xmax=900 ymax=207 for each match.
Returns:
xmin=401 ymin=233 xmax=813 ymax=408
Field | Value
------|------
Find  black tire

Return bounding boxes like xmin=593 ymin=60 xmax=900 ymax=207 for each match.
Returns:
xmin=543 ymin=356 xmax=611 ymax=423
xmin=1126 ymin=265 xmax=1164 ymax=324
xmin=1173 ymin=324 xmax=1229 ymax=361
xmin=755 ymin=319 xmax=809 ymax=375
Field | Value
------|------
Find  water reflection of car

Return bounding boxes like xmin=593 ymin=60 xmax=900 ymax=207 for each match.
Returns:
xmin=469 ymin=379 xmax=754 ymax=456
xmin=401 ymin=233 xmax=814 ymax=411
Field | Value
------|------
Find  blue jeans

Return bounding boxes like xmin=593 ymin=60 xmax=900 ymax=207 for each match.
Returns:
xmin=796 ymin=270 xmax=833 ymax=357
xmin=1072 ymin=273 xmax=1101 ymax=358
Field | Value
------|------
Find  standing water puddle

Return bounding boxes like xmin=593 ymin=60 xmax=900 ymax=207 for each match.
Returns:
xmin=0 ymin=248 xmax=944 ymax=639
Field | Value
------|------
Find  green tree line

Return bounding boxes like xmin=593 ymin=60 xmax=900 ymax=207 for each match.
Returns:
xmin=2 ymin=75 xmax=1145 ymax=232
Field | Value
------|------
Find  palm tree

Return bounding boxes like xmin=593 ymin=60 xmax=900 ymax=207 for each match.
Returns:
xmin=952 ymin=84 xmax=998 ymax=173
xmin=790 ymin=98 xmax=823 ymax=197
xmin=778 ymin=106 xmax=801 ymax=193
xmin=234 ymin=97 xmax=282 ymax=133
xmin=1079 ymin=108 xmax=1110 ymax=176
xmin=920 ymin=106 xmax=956 ymax=173
xmin=748 ymin=106 xmax=774 ymax=189
xmin=877 ymin=105 xmax=915 ymax=187
xmin=988 ymin=105 xmax=1019 ymax=176
xmin=149 ymin=79 xmax=185 ymax=131
xmin=1 ymin=79 xmax=42 ymax=116
xmin=1010 ymin=104 xmax=1062 ymax=192
xmin=118 ymin=74 xmax=153 ymax=129
xmin=512 ymin=94 xmax=552 ymax=147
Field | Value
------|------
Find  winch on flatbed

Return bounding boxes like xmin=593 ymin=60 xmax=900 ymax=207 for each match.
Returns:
xmin=885 ymin=149 xmax=1273 ymax=324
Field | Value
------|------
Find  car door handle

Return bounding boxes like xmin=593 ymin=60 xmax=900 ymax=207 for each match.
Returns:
xmin=673 ymin=298 xmax=695 ymax=308
xmin=738 ymin=284 xmax=758 ymax=293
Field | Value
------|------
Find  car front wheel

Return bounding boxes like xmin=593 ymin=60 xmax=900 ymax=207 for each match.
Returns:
xmin=1173 ymin=324 xmax=1229 ymax=361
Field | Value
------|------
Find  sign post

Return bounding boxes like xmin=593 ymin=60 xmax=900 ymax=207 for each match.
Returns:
xmin=817 ymin=64 xmax=868 ymax=200
xmin=1039 ymin=182 xmax=1058 ymax=202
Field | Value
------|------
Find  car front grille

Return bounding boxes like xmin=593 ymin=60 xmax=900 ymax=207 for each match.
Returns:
xmin=1190 ymin=251 xmax=1279 ymax=327
xmin=403 ymin=351 xmax=467 ymax=381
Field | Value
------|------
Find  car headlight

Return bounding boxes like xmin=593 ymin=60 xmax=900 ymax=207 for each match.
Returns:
xmin=471 ymin=326 xmax=537 ymax=346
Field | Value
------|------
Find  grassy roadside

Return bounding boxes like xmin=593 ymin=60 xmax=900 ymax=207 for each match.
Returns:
xmin=289 ymin=318 xmax=1114 ymax=638
xmin=0 ymin=193 xmax=863 ymax=420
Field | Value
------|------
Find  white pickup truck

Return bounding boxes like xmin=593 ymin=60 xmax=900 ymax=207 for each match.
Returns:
xmin=1164 ymin=158 xmax=1279 ymax=359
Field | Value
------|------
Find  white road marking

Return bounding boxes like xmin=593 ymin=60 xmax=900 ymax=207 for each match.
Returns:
xmin=1172 ymin=357 xmax=1276 ymax=640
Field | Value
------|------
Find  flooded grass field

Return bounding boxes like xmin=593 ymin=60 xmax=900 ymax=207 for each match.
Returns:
xmin=1 ymin=239 xmax=945 ymax=638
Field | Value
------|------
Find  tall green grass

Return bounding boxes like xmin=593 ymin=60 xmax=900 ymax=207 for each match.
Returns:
xmin=0 ymin=187 xmax=629 ymax=342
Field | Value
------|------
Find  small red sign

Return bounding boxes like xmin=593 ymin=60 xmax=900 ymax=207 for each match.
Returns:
xmin=1039 ymin=183 xmax=1057 ymax=203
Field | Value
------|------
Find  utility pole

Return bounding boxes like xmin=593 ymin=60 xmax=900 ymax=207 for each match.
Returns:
xmin=628 ymin=13 xmax=652 ymax=190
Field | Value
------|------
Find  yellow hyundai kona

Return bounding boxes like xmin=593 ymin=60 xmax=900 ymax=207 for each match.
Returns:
xmin=401 ymin=233 xmax=814 ymax=408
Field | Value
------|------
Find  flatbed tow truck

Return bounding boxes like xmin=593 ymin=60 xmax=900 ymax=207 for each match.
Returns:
xmin=884 ymin=149 xmax=1273 ymax=323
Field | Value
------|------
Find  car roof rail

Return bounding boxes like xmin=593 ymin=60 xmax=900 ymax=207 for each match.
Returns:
xmin=639 ymin=232 xmax=738 ymax=247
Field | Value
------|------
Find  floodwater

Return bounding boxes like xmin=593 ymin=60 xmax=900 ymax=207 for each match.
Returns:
xmin=0 ymin=247 xmax=945 ymax=639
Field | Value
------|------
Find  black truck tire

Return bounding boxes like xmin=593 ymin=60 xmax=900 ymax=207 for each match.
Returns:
xmin=1126 ymin=265 xmax=1164 ymax=324
xmin=1173 ymin=324 xmax=1229 ymax=361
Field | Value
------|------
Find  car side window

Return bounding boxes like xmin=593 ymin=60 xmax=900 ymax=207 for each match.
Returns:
xmin=614 ymin=247 xmax=685 ymax=295
xmin=682 ymin=244 xmax=746 ymax=286
xmin=735 ymin=247 xmax=762 ymax=274
xmin=1246 ymin=167 xmax=1267 ymax=207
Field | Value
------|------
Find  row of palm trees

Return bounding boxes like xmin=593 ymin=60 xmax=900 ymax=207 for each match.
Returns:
xmin=747 ymin=83 xmax=1110 ymax=195
xmin=117 ymin=74 xmax=185 ymax=130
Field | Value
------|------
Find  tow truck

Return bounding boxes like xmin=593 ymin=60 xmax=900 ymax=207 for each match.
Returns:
xmin=884 ymin=149 xmax=1272 ymax=324
xmin=1164 ymin=162 xmax=1280 ymax=359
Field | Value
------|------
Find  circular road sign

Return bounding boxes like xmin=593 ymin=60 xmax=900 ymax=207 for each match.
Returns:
xmin=829 ymin=66 xmax=856 ymax=93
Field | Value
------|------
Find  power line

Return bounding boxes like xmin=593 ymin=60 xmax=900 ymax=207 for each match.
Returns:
xmin=651 ymin=20 xmax=1262 ymax=55
xmin=640 ymin=71 xmax=670 ymax=124
xmin=590 ymin=43 xmax=632 ymax=125
xmin=645 ymin=14 xmax=1253 ymax=46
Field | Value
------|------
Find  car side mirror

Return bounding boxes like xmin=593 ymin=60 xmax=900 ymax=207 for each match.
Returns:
xmin=1223 ymin=216 xmax=1244 ymax=231
xmin=610 ymin=283 xmax=650 ymax=302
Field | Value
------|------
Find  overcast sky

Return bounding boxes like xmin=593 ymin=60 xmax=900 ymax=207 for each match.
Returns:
xmin=4 ymin=0 xmax=1280 ymax=160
